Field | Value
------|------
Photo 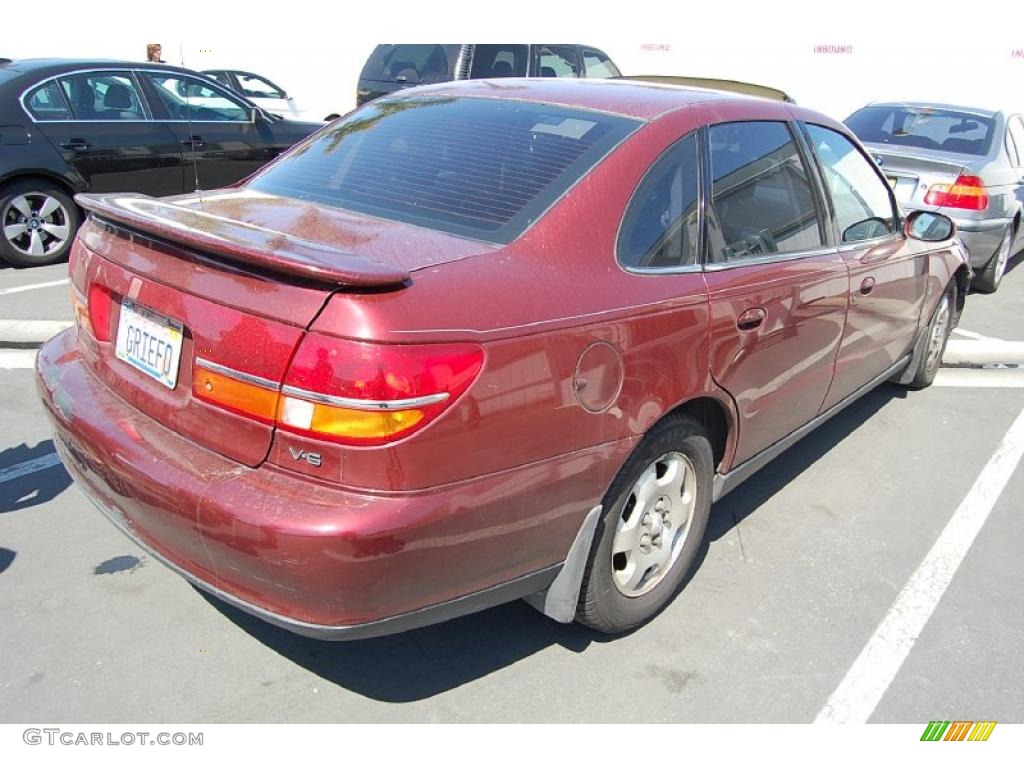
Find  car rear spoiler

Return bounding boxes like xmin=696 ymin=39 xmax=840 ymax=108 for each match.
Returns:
xmin=615 ymin=75 xmax=795 ymax=103
xmin=75 ymin=193 xmax=410 ymax=288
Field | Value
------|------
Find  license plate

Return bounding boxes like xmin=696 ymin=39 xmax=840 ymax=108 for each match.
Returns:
xmin=115 ymin=299 xmax=183 ymax=389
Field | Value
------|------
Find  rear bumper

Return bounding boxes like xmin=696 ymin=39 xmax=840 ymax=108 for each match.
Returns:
xmin=37 ymin=329 xmax=622 ymax=638
xmin=951 ymin=217 xmax=1011 ymax=269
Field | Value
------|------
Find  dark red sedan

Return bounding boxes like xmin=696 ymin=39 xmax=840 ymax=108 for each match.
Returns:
xmin=37 ymin=79 xmax=969 ymax=638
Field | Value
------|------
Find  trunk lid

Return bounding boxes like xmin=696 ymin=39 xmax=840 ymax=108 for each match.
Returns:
xmin=70 ymin=190 xmax=495 ymax=466
xmin=862 ymin=143 xmax=973 ymax=208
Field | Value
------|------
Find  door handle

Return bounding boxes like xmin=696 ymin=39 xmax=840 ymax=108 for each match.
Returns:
xmin=736 ymin=307 xmax=766 ymax=331
xmin=181 ymin=136 xmax=204 ymax=149
xmin=60 ymin=139 xmax=91 ymax=151
xmin=859 ymin=277 xmax=876 ymax=295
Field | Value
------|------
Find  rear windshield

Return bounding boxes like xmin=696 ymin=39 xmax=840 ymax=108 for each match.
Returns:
xmin=846 ymin=106 xmax=995 ymax=156
xmin=359 ymin=45 xmax=461 ymax=85
xmin=249 ymin=95 xmax=641 ymax=243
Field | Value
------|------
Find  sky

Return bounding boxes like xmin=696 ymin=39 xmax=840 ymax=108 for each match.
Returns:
xmin=3 ymin=0 xmax=1022 ymax=121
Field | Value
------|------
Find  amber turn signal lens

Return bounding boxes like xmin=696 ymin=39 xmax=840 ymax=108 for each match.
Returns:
xmin=193 ymin=368 xmax=279 ymax=424
xmin=277 ymin=396 xmax=425 ymax=442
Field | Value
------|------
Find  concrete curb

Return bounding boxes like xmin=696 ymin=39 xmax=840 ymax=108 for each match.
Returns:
xmin=0 ymin=319 xmax=73 ymax=345
xmin=943 ymin=339 xmax=1024 ymax=367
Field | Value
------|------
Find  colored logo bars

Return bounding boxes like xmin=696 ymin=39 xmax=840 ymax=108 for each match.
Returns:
xmin=920 ymin=721 xmax=997 ymax=741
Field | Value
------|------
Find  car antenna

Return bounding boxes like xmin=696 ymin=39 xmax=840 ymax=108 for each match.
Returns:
xmin=180 ymin=44 xmax=203 ymax=206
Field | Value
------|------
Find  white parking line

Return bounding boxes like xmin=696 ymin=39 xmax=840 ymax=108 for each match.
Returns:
xmin=815 ymin=404 xmax=1024 ymax=724
xmin=952 ymin=328 xmax=1005 ymax=342
xmin=0 ymin=451 xmax=61 ymax=484
xmin=0 ymin=278 xmax=69 ymax=296
xmin=934 ymin=368 xmax=1024 ymax=388
xmin=0 ymin=349 xmax=38 ymax=369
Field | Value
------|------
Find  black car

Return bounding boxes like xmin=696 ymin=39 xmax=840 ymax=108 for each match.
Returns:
xmin=357 ymin=44 xmax=621 ymax=106
xmin=0 ymin=58 xmax=321 ymax=266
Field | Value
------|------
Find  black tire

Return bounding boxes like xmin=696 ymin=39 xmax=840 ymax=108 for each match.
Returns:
xmin=904 ymin=282 xmax=956 ymax=390
xmin=0 ymin=179 xmax=79 ymax=267
xmin=972 ymin=225 xmax=1013 ymax=294
xmin=576 ymin=413 xmax=713 ymax=634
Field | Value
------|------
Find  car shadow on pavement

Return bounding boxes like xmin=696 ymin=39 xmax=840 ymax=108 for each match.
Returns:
xmin=0 ymin=547 xmax=15 ymax=574
xmin=0 ymin=440 xmax=72 ymax=514
xmin=200 ymin=590 xmax=600 ymax=702
xmin=203 ymin=384 xmax=906 ymax=703
xmin=708 ymin=383 xmax=904 ymax=539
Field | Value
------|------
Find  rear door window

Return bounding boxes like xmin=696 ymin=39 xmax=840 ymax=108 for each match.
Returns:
xmin=59 ymin=72 xmax=147 ymax=120
xmin=846 ymin=106 xmax=995 ymax=156
xmin=360 ymin=45 xmax=459 ymax=85
xmin=707 ymin=121 xmax=826 ymax=262
xmin=617 ymin=132 xmax=699 ymax=269
xmin=250 ymin=96 xmax=640 ymax=243
xmin=24 ymin=80 xmax=72 ymax=121
xmin=534 ymin=45 xmax=581 ymax=77
xmin=804 ymin=124 xmax=898 ymax=243
xmin=468 ymin=45 xmax=529 ymax=78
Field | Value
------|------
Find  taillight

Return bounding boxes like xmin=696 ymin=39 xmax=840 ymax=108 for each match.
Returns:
xmin=193 ymin=361 xmax=279 ymax=424
xmin=924 ymin=175 xmax=989 ymax=210
xmin=87 ymin=284 xmax=114 ymax=342
xmin=276 ymin=334 xmax=485 ymax=446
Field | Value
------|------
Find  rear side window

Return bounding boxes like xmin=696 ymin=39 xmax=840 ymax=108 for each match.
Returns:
xmin=360 ymin=45 xmax=460 ymax=85
xmin=582 ymin=49 xmax=621 ymax=79
xmin=534 ymin=45 xmax=580 ymax=78
xmin=236 ymin=73 xmax=285 ymax=99
xmin=250 ymin=96 xmax=640 ymax=243
xmin=468 ymin=45 xmax=529 ymax=78
xmin=618 ymin=132 xmax=699 ymax=270
xmin=707 ymin=121 xmax=826 ymax=262
xmin=1007 ymin=116 xmax=1024 ymax=168
xmin=805 ymin=124 xmax=897 ymax=243
xmin=846 ymin=106 xmax=994 ymax=156
xmin=25 ymin=80 xmax=71 ymax=121
xmin=59 ymin=73 xmax=147 ymax=120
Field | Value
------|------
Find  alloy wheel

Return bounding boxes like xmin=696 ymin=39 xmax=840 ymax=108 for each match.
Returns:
xmin=924 ymin=292 xmax=952 ymax=372
xmin=611 ymin=451 xmax=698 ymax=597
xmin=2 ymin=192 xmax=71 ymax=258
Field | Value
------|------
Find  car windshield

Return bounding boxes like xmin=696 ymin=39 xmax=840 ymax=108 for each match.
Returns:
xmin=846 ymin=106 xmax=995 ymax=156
xmin=249 ymin=95 xmax=641 ymax=243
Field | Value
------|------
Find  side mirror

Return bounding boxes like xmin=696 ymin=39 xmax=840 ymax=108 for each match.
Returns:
xmin=250 ymin=107 xmax=261 ymax=124
xmin=904 ymin=210 xmax=955 ymax=242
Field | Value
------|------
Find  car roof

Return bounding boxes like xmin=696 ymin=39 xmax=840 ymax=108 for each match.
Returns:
xmin=859 ymin=101 xmax=1001 ymax=119
xmin=383 ymin=77 xmax=785 ymax=122
xmin=0 ymin=58 xmax=199 ymax=87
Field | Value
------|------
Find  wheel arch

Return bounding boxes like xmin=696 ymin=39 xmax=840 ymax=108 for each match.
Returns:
xmin=0 ymin=171 xmax=83 ymax=206
xmin=658 ymin=393 xmax=735 ymax=474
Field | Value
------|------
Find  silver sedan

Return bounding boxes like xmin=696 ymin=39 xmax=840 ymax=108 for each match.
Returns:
xmin=846 ymin=102 xmax=1024 ymax=292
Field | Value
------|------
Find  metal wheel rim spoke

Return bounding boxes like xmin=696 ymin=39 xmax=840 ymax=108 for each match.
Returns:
xmin=40 ymin=222 xmax=69 ymax=241
xmin=10 ymin=195 xmax=33 ymax=219
xmin=37 ymin=195 xmax=61 ymax=218
xmin=612 ymin=451 xmax=698 ymax=597
xmin=3 ymin=223 xmax=28 ymax=240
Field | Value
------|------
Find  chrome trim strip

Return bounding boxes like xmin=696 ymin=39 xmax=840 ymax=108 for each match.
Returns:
xmin=702 ymin=245 xmax=840 ymax=271
xmin=194 ymin=357 xmax=279 ymax=391
xmin=20 ymin=66 xmax=256 ymax=124
xmin=280 ymin=385 xmax=449 ymax=411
